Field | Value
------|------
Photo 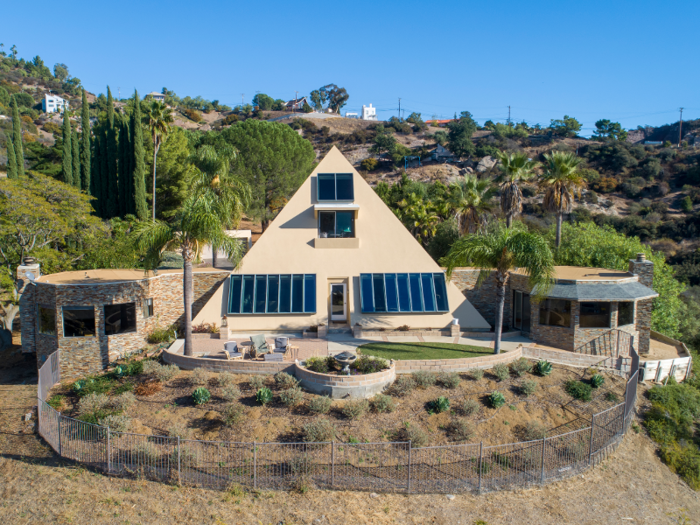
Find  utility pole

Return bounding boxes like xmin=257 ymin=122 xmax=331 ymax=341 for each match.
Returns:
xmin=295 ymin=90 xmax=299 ymax=113
xmin=398 ymin=98 xmax=401 ymax=120
xmin=678 ymin=107 xmax=684 ymax=147
xmin=241 ymin=94 xmax=245 ymax=108
xmin=118 ymin=87 xmax=120 ymax=100
xmin=507 ymin=105 xmax=511 ymax=125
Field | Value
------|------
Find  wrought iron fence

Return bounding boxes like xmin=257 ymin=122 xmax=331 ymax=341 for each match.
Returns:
xmin=574 ymin=329 xmax=633 ymax=361
xmin=36 ymin=344 xmax=639 ymax=494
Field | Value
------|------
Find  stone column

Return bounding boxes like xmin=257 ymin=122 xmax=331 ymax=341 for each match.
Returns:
xmin=17 ymin=258 xmax=41 ymax=354
xmin=628 ymin=253 xmax=654 ymax=355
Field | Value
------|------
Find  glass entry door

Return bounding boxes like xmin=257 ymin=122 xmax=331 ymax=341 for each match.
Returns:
xmin=330 ymin=284 xmax=347 ymax=321
xmin=513 ymin=291 xmax=531 ymax=333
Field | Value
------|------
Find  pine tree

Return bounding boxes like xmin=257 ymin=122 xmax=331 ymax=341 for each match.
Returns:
xmin=106 ymin=87 xmax=119 ymax=217
xmin=132 ymin=91 xmax=148 ymax=220
xmin=11 ymin=96 xmax=24 ymax=177
xmin=6 ymin=133 xmax=17 ymax=179
xmin=80 ymin=88 xmax=91 ymax=191
xmin=62 ymin=110 xmax=73 ymax=185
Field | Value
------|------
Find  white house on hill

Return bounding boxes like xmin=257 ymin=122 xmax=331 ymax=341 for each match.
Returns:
xmin=361 ymin=104 xmax=377 ymax=120
xmin=43 ymin=94 xmax=69 ymax=114
xmin=146 ymin=92 xmax=166 ymax=102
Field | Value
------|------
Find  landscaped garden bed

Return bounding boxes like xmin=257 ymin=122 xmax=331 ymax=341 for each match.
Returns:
xmin=358 ymin=342 xmax=493 ymax=361
xmin=48 ymin=356 xmax=626 ymax=448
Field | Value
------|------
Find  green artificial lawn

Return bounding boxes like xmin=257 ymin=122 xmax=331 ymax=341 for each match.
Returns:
xmin=358 ymin=342 xmax=493 ymax=361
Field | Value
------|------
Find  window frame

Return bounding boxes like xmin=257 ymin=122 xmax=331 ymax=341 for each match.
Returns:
xmin=228 ymin=274 xmax=316 ymax=315
xmin=318 ymin=210 xmax=355 ymax=238
xmin=579 ymin=301 xmax=612 ymax=329
xmin=62 ymin=306 xmax=96 ymax=338
xmin=538 ymin=299 xmax=572 ymax=328
xmin=104 ymin=302 xmax=138 ymax=336
xmin=316 ymin=173 xmax=354 ymax=202
xmin=359 ymin=273 xmax=450 ymax=314
xmin=617 ymin=301 xmax=635 ymax=327
xmin=143 ymin=298 xmax=154 ymax=319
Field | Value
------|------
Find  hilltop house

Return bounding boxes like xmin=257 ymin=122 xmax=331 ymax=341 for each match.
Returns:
xmin=285 ymin=97 xmax=308 ymax=111
xmin=361 ymin=104 xmax=377 ymax=121
xmin=146 ymin=91 xmax=166 ymax=103
xmin=42 ymin=94 xmax=69 ymax=114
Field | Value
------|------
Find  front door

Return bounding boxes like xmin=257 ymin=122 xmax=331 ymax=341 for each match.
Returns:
xmin=330 ymin=284 xmax=347 ymax=321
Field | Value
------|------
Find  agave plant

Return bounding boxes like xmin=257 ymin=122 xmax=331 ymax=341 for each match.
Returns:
xmin=489 ymin=391 xmax=506 ymax=409
xmin=256 ymin=387 xmax=273 ymax=406
xmin=192 ymin=387 xmax=211 ymax=405
xmin=536 ymin=360 xmax=553 ymax=376
xmin=591 ymin=373 xmax=605 ymax=388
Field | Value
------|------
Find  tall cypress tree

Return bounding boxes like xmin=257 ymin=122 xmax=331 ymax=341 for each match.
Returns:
xmin=61 ymin=110 xmax=73 ymax=185
xmin=100 ymin=128 xmax=110 ymax=217
xmin=72 ymin=129 xmax=81 ymax=188
xmin=11 ymin=96 xmax=24 ymax=177
xmin=80 ymin=88 xmax=91 ymax=191
xmin=118 ymin=118 xmax=131 ymax=216
xmin=6 ymin=133 xmax=17 ymax=179
xmin=132 ymin=91 xmax=148 ymax=220
xmin=91 ymin=134 xmax=103 ymax=216
xmin=106 ymin=87 xmax=119 ymax=217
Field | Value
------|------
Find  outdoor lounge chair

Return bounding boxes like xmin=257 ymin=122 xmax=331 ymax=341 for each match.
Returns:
xmin=274 ymin=337 xmax=290 ymax=353
xmin=223 ymin=341 xmax=242 ymax=360
xmin=249 ymin=334 xmax=271 ymax=358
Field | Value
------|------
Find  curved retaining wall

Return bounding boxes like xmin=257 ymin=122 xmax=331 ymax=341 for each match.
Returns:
xmin=163 ymin=341 xmax=293 ymax=375
xmin=294 ymin=362 xmax=396 ymax=399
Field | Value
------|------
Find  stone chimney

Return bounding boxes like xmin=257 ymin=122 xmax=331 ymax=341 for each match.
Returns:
xmin=16 ymin=257 xmax=41 ymax=294
xmin=628 ymin=253 xmax=653 ymax=288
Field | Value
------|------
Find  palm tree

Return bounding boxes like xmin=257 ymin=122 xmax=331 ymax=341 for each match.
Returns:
xmin=146 ymin=101 xmax=174 ymax=220
xmin=448 ymin=174 xmax=496 ymax=235
xmin=133 ymin=173 xmax=248 ymax=356
xmin=443 ymin=222 xmax=554 ymax=354
xmin=496 ymin=151 xmax=539 ymax=227
xmin=539 ymin=151 xmax=586 ymax=248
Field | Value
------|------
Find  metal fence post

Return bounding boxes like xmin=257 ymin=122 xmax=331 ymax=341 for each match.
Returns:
xmin=539 ymin=437 xmax=546 ymax=484
xmin=58 ymin=415 xmax=62 ymax=457
xmin=177 ymin=437 xmax=181 ymax=484
xmin=588 ymin=416 xmax=595 ymax=466
xmin=253 ymin=441 xmax=258 ymax=490
xmin=477 ymin=442 xmax=483 ymax=494
xmin=407 ymin=440 xmax=412 ymax=494
xmin=331 ymin=441 xmax=335 ymax=488
xmin=106 ymin=427 xmax=111 ymax=474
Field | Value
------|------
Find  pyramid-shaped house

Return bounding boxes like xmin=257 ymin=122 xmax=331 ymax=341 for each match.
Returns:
xmin=195 ymin=146 xmax=489 ymax=332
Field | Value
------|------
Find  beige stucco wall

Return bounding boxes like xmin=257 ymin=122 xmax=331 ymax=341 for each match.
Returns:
xmin=196 ymin=146 xmax=490 ymax=332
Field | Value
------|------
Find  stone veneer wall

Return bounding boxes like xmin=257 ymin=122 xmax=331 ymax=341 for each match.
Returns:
xmin=295 ymin=362 xmax=396 ymax=399
xmin=629 ymin=256 xmax=654 ymax=355
xmin=21 ymin=270 xmax=229 ymax=381
xmin=448 ymin=268 xmax=511 ymax=328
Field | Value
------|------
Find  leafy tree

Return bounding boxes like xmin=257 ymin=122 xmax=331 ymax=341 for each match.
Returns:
xmin=432 ymin=130 xmax=448 ymax=146
xmin=553 ymin=222 xmax=685 ymax=337
xmin=118 ymin=119 xmax=132 ymax=216
xmin=5 ymin=133 xmax=17 ymax=179
xmin=593 ymin=119 xmax=628 ymax=141
xmin=539 ymin=151 xmax=585 ymax=248
xmin=370 ymin=126 xmax=397 ymax=158
xmin=53 ymin=63 xmax=69 ymax=81
xmin=448 ymin=174 xmax=496 ymax=235
xmin=131 ymin=90 xmax=148 ymax=220
xmin=396 ymin=193 xmax=440 ymax=245
xmin=309 ymin=84 xmax=349 ymax=113
xmin=310 ymin=89 xmax=325 ymax=111
xmin=550 ymin=115 xmax=581 ymax=137
xmin=496 ymin=151 xmax=538 ymax=227
xmin=133 ymin=173 xmax=248 ymax=356
xmin=447 ymin=111 xmax=478 ymax=158
xmin=80 ymin=89 xmax=91 ymax=191
xmin=681 ymin=195 xmax=693 ymax=213
xmin=12 ymin=93 xmax=34 ymax=108
xmin=252 ymin=93 xmax=274 ymax=110
xmin=71 ymin=129 xmax=80 ymax=188
xmin=145 ymin=100 xmax=174 ymax=220
xmin=444 ymin=222 xmax=554 ymax=354
xmin=153 ymin=127 xmax=195 ymax=220
xmin=220 ymin=120 xmax=316 ymax=231
xmin=11 ymin=96 xmax=24 ymax=176
xmin=302 ymin=101 xmax=313 ymax=113
xmin=61 ymin=110 xmax=72 ymax=185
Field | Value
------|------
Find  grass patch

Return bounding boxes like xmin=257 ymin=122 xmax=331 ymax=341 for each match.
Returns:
xmin=358 ymin=342 xmax=491 ymax=361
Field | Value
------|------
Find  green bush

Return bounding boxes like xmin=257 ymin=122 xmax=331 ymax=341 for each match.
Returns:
xmin=361 ymin=158 xmax=379 ymax=171
xmin=307 ymin=395 xmax=332 ymax=414
xmin=489 ymin=391 xmax=506 ymax=408
xmin=462 ymin=399 xmax=480 ymax=416
xmin=510 ymin=358 xmax=533 ymax=377
xmin=47 ymin=395 xmax=65 ymax=410
xmin=521 ymin=379 xmax=538 ymax=397
xmin=591 ymin=374 xmax=605 ymax=388
xmin=192 ymin=387 xmax=211 ymax=405
xmin=565 ymin=380 xmax=592 ymax=401
xmin=113 ymin=382 xmax=134 ymax=395
xmin=449 ymin=418 xmax=475 ymax=441
xmin=389 ymin=375 xmax=416 ymax=397
xmin=342 ymin=399 xmax=369 ymax=420
xmin=412 ymin=371 xmax=437 ymax=388
xmin=429 ymin=396 xmax=450 ymax=414
xmin=72 ymin=375 xmax=117 ymax=397
xmin=350 ymin=356 xmax=389 ymax=375
xmin=437 ymin=372 xmax=461 ymax=389
xmin=305 ymin=356 xmax=330 ymax=374
xmin=660 ymin=442 xmax=700 ymax=490
xmin=222 ymin=403 xmax=246 ymax=427
xmin=274 ymin=372 xmax=299 ymax=390
xmin=605 ymin=391 xmax=619 ymax=403
xmin=371 ymin=394 xmax=396 ymax=413
xmin=147 ymin=325 xmax=176 ymax=344
xmin=470 ymin=368 xmax=484 ymax=381
xmin=394 ymin=423 xmax=429 ymax=447
xmin=255 ymin=387 xmax=273 ymax=405
xmin=681 ymin=195 xmax=694 ymax=213
xmin=279 ymin=387 xmax=304 ymax=407
xmin=303 ymin=418 xmax=337 ymax=442
xmin=492 ymin=363 xmax=510 ymax=382
xmin=535 ymin=360 xmax=553 ymax=376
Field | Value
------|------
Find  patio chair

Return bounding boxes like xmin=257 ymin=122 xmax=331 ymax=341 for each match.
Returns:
xmin=274 ymin=337 xmax=290 ymax=354
xmin=223 ymin=341 xmax=242 ymax=360
xmin=249 ymin=334 xmax=271 ymax=358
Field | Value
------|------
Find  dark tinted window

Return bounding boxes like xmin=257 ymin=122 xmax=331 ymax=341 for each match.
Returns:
xmin=228 ymin=274 xmax=315 ymax=314
xmin=229 ymin=276 xmax=242 ymax=313
xmin=397 ymin=274 xmax=411 ymax=311
xmin=361 ymin=274 xmax=374 ymax=312
xmin=241 ymin=275 xmax=254 ymax=313
xmin=317 ymin=173 xmax=354 ymax=201
xmin=539 ymin=299 xmax=571 ymax=327
xmin=319 ymin=212 xmax=335 ymax=237
xmin=63 ymin=307 xmax=95 ymax=337
xmin=335 ymin=173 xmax=354 ymax=200
xmin=304 ymin=275 xmax=316 ymax=313
xmin=279 ymin=275 xmax=291 ymax=313
xmin=267 ymin=275 xmax=279 ymax=313
xmin=385 ymin=274 xmax=399 ymax=312
xmin=409 ymin=273 xmax=423 ymax=312
xmin=359 ymin=273 xmax=449 ymax=313
xmin=291 ymin=274 xmax=304 ymax=313
xmin=618 ymin=302 xmax=634 ymax=326
xmin=373 ymin=274 xmax=386 ymax=312
xmin=335 ymin=212 xmax=354 ymax=237
xmin=318 ymin=174 xmax=336 ymax=200
xmin=433 ymin=274 xmax=449 ymax=312
xmin=105 ymin=303 xmax=137 ymax=336
xmin=39 ymin=307 xmax=56 ymax=335
xmin=421 ymin=273 xmax=436 ymax=312
xmin=254 ymin=275 xmax=267 ymax=313
xmin=580 ymin=302 xmax=611 ymax=328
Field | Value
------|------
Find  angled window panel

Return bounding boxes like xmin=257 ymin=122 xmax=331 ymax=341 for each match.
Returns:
xmin=304 ymin=275 xmax=316 ymax=313
xmin=360 ymin=274 xmax=374 ymax=312
xmin=421 ymin=273 xmax=436 ymax=312
xmin=254 ymin=275 xmax=267 ymax=313
xmin=335 ymin=173 xmax=354 ymax=200
xmin=279 ymin=275 xmax=292 ymax=313
xmin=229 ymin=276 xmax=242 ymax=314
xmin=409 ymin=273 xmax=424 ymax=312
xmin=266 ymin=275 xmax=279 ymax=313
xmin=373 ymin=274 xmax=387 ymax=312
xmin=433 ymin=273 xmax=449 ymax=312
xmin=385 ymin=274 xmax=399 ymax=312
xmin=397 ymin=274 xmax=411 ymax=312
xmin=317 ymin=174 xmax=336 ymax=200
xmin=291 ymin=274 xmax=304 ymax=313
xmin=241 ymin=275 xmax=255 ymax=313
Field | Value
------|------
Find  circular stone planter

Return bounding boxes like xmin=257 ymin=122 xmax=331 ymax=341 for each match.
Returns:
xmin=294 ymin=360 xmax=396 ymax=399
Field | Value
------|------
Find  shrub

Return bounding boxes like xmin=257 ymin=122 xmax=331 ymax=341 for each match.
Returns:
xmin=305 ymin=356 xmax=330 ymax=374
xmin=371 ymin=394 xmax=396 ymax=413
xmin=437 ymin=372 xmax=461 ymax=389
xmin=134 ymin=443 xmax=159 ymax=463
xmin=221 ymin=384 xmax=241 ymax=402
xmin=449 ymin=418 xmax=475 ymax=441
xmin=279 ymin=387 xmax=304 ymax=407
xmin=255 ymin=387 xmax=273 ymax=405
xmin=217 ymin=372 xmax=235 ymax=387
xmin=47 ymin=395 xmax=66 ymax=411
xmin=660 ymin=442 xmax=700 ymax=490
xmin=535 ymin=360 xmax=553 ymax=376
xmin=429 ymin=396 xmax=450 ymax=414
xmin=109 ymin=392 xmax=136 ymax=412
xmin=154 ymin=364 xmax=179 ymax=383
xmin=397 ymin=325 xmax=410 ymax=331
xmin=147 ymin=325 xmax=176 ymax=344
xmin=470 ymin=368 xmax=484 ymax=381
xmin=99 ymin=414 xmax=131 ymax=432
xmin=274 ymin=372 xmax=299 ymax=390
xmin=492 ymin=363 xmax=510 ymax=382
xmin=388 ymin=375 xmax=416 ymax=397
xmin=412 ymin=371 xmax=437 ymax=388
xmin=303 ymin=418 xmax=337 ymax=442
xmin=135 ymin=380 xmax=162 ymax=396
xmin=489 ymin=391 xmax=506 ymax=408
xmin=521 ymin=379 xmax=538 ymax=397
xmin=192 ymin=322 xmax=219 ymax=334
xmin=78 ymin=393 xmax=109 ymax=416
xmin=249 ymin=375 xmax=267 ymax=391
xmin=222 ymin=403 xmax=246 ymax=427
xmin=342 ymin=399 xmax=369 ymax=420
xmin=591 ymin=374 xmax=605 ymax=388
xmin=510 ymin=358 xmax=533 ymax=377
xmin=462 ymin=399 xmax=480 ymax=416
xmin=192 ymin=387 xmax=211 ymax=405
xmin=523 ymin=421 xmax=547 ymax=441
xmin=681 ymin=195 xmax=694 ymax=213
xmin=182 ymin=108 xmax=202 ymax=122
xmin=350 ymin=356 xmax=389 ymax=375
xmin=113 ymin=382 xmax=134 ymax=395
xmin=142 ymin=360 xmax=162 ymax=376
xmin=307 ymin=396 xmax=332 ymax=414
xmin=361 ymin=158 xmax=379 ymax=171
xmin=168 ymin=422 xmax=192 ymax=439
xmin=605 ymin=391 xmax=619 ymax=403
xmin=564 ymin=380 xmax=592 ymax=401
xmin=191 ymin=368 xmax=210 ymax=386
xmin=72 ymin=376 xmax=117 ymax=397
xmin=394 ymin=423 xmax=429 ymax=447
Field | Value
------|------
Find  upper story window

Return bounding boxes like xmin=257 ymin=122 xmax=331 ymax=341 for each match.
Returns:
xmin=319 ymin=211 xmax=355 ymax=238
xmin=317 ymin=173 xmax=354 ymax=201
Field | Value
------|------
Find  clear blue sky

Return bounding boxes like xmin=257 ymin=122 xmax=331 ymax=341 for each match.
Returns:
xmin=3 ymin=0 xmax=698 ymax=134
